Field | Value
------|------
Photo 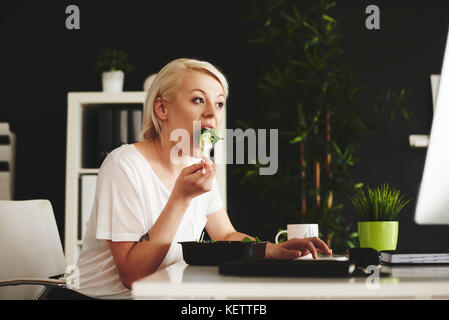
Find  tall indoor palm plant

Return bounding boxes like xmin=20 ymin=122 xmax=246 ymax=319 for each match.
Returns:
xmin=234 ymin=0 xmax=411 ymax=252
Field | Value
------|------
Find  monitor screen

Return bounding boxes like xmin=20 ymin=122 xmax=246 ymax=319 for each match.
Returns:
xmin=415 ymin=27 xmax=449 ymax=225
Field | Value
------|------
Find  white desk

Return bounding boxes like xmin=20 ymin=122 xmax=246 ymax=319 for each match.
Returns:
xmin=132 ymin=260 xmax=449 ymax=299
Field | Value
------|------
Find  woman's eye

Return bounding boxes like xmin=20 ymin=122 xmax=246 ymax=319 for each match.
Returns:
xmin=216 ymin=102 xmax=224 ymax=109
xmin=193 ymin=97 xmax=204 ymax=104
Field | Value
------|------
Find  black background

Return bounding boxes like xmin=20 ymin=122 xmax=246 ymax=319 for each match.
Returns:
xmin=0 ymin=0 xmax=448 ymax=252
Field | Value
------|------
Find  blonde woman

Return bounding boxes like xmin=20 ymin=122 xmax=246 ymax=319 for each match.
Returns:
xmin=75 ymin=58 xmax=332 ymax=299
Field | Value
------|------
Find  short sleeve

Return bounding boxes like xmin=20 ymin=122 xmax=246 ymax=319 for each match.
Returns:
xmin=94 ymin=160 xmax=145 ymax=242
xmin=205 ymin=177 xmax=224 ymax=215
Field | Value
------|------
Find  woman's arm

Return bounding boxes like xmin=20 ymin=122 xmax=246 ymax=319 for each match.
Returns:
xmin=108 ymin=158 xmax=215 ymax=289
xmin=107 ymin=194 xmax=190 ymax=289
xmin=205 ymin=207 xmax=332 ymax=259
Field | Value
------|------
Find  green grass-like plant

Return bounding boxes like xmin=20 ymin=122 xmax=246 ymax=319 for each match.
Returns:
xmin=349 ymin=184 xmax=412 ymax=221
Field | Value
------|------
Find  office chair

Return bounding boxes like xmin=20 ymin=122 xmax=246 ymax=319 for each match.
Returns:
xmin=0 ymin=200 xmax=68 ymax=299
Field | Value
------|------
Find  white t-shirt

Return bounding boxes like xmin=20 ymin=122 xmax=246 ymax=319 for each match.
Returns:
xmin=75 ymin=144 xmax=223 ymax=299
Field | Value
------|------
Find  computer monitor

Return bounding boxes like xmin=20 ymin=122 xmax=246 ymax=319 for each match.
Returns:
xmin=415 ymin=27 xmax=449 ymax=225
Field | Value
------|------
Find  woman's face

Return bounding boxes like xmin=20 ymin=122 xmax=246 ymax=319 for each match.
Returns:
xmin=162 ymin=70 xmax=225 ymax=156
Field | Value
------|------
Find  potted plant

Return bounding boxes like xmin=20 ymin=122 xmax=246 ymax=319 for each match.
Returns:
xmin=94 ymin=49 xmax=133 ymax=92
xmin=349 ymin=183 xmax=412 ymax=251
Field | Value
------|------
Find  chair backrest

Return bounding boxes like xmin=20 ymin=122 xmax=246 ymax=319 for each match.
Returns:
xmin=0 ymin=200 xmax=66 ymax=299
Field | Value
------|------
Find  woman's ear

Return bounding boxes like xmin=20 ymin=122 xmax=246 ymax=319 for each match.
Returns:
xmin=154 ymin=97 xmax=168 ymax=120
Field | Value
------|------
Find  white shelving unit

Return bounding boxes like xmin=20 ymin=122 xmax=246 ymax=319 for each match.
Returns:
xmin=65 ymin=91 xmax=227 ymax=266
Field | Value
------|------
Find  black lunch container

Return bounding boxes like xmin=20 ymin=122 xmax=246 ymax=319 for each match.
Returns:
xmin=179 ymin=241 xmax=267 ymax=266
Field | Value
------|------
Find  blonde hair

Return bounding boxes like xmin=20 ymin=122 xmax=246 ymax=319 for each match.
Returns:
xmin=143 ymin=73 xmax=158 ymax=91
xmin=139 ymin=58 xmax=229 ymax=142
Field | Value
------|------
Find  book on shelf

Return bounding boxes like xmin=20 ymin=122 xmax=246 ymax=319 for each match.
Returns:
xmin=128 ymin=107 xmax=142 ymax=143
xmin=79 ymin=174 xmax=98 ymax=240
xmin=0 ymin=162 xmax=11 ymax=200
xmin=0 ymin=135 xmax=11 ymax=165
xmin=0 ymin=123 xmax=15 ymax=200
xmin=97 ymin=106 xmax=114 ymax=167
xmin=113 ymin=106 xmax=128 ymax=149
xmin=381 ymin=250 xmax=449 ymax=264
xmin=97 ymin=105 xmax=140 ymax=167
xmin=0 ymin=123 xmax=13 ymax=163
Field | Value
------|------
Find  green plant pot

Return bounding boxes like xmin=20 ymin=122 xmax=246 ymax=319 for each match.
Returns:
xmin=358 ymin=221 xmax=398 ymax=252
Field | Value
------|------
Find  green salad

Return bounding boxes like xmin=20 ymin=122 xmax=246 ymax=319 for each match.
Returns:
xmin=240 ymin=236 xmax=261 ymax=243
xmin=199 ymin=128 xmax=223 ymax=157
xmin=197 ymin=231 xmax=261 ymax=243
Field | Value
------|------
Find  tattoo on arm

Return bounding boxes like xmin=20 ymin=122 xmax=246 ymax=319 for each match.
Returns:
xmin=138 ymin=232 xmax=150 ymax=243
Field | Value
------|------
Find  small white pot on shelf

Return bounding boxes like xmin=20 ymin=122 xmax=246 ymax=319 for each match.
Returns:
xmin=102 ymin=70 xmax=124 ymax=92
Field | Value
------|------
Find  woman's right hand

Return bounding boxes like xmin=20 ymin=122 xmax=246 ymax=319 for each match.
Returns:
xmin=171 ymin=156 xmax=216 ymax=203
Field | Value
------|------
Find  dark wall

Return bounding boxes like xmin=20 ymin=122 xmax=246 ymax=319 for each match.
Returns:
xmin=335 ymin=1 xmax=449 ymax=251
xmin=0 ymin=1 xmax=448 ymax=252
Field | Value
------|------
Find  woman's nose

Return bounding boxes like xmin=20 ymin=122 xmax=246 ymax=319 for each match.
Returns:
xmin=203 ymin=100 xmax=216 ymax=117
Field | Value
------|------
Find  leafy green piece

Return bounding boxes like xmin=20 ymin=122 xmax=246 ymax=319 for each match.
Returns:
xmin=199 ymin=128 xmax=224 ymax=157
xmin=241 ymin=236 xmax=261 ymax=243
xmin=200 ymin=128 xmax=223 ymax=146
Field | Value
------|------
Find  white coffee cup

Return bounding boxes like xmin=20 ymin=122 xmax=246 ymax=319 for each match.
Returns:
xmin=274 ymin=224 xmax=319 ymax=259
xmin=275 ymin=224 xmax=319 ymax=244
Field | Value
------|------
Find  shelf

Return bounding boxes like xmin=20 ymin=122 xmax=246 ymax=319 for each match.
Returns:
xmin=68 ymin=91 xmax=146 ymax=104
xmin=409 ymin=134 xmax=429 ymax=148
xmin=78 ymin=168 xmax=100 ymax=174
xmin=65 ymin=91 xmax=148 ymax=266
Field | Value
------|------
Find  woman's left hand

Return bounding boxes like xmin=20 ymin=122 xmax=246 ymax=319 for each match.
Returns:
xmin=265 ymin=237 xmax=333 ymax=260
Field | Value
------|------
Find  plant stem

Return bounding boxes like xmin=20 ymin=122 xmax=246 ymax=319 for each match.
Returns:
xmin=298 ymin=104 xmax=307 ymax=217
xmin=315 ymin=161 xmax=321 ymax=207
xmin=314 ymin=122 xmax=320 ymax=208
xmin=326 ymin=108 xmax=333 ymax=208
xmin=326 ymin=233 xmax=332 ymax=248
xmin=326 ymin=108 xmax=333 ymax=248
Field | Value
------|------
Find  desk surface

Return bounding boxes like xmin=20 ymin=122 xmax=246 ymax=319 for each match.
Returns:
xmin=132 ymin=260 xmax=449 ymax=299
